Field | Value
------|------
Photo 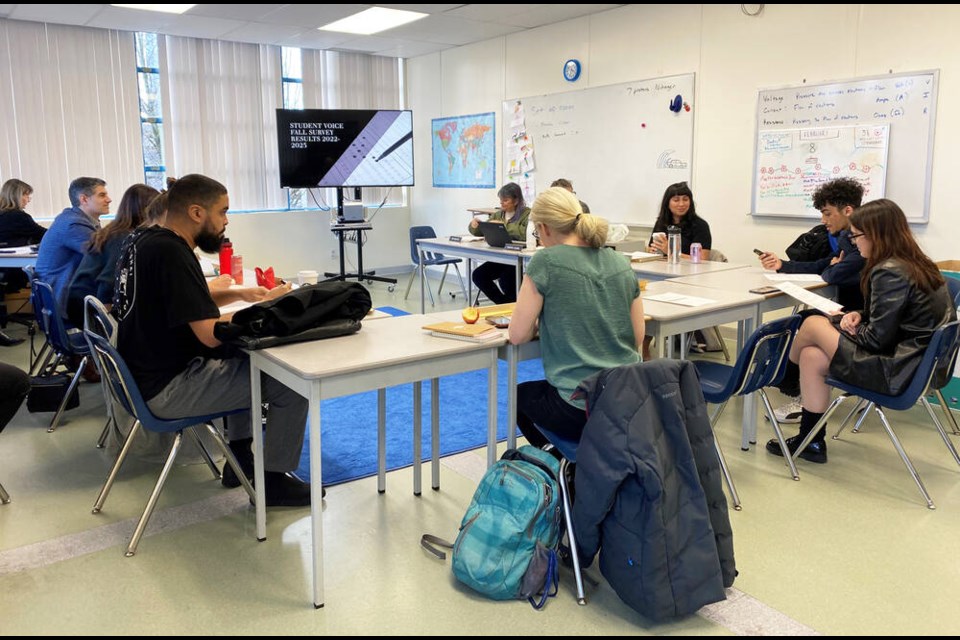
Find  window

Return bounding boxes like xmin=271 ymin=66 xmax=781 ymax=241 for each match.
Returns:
xmin=281 ymin=46 xmax=310 ymax=210
xmin=135 ymin=32 xmax=166 ymax=191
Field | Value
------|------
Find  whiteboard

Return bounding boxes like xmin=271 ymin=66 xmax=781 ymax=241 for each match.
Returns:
xmin=754 ymin=124 xmax=890 ymax=217
xmin=752 ymin=70 xmax=938 ymax=222
xmin=502 ymin=73 xmax=695 ymax=225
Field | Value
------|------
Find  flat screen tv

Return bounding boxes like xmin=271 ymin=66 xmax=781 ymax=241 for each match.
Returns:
xmin=276 ymin=108 xmax=414 ymax=188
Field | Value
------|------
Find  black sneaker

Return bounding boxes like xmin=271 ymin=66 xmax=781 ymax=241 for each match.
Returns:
xmin=264 ymin=471 xmax=320 ymax=507
xmin=766 ymin=434 xmax=828 ymax=464
xmin=221 ymin=439 xmax=254 ymax=488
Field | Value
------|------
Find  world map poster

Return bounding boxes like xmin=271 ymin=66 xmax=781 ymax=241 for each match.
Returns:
xmin=431 ymin=112 xmax=496 ymax=188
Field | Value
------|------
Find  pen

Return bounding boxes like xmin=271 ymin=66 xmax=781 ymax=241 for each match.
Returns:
xmin=375 ymin=131 xmax=413 ymax=162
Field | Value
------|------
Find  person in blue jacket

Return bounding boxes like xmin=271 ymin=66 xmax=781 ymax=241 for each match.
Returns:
xmin=35 ymin=177 xmax=111 ymax=319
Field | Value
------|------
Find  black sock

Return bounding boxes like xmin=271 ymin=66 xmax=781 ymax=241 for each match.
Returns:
xmin=798 ymin=409 xmax=825 ymax=444
xmin=777 ymin=361 xmax=801 ymax=397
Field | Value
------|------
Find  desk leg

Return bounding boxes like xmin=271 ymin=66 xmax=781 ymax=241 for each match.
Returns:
xmin=251 ymin=362 xmax=266 ymax=542
xmin=487 ymin=351 xmax=498 ymax=468
xmin=466 ymin=258 xmax=474 ymax=306
xmin=507 ymin=344 xmax=518 ymax=450
xmin=740 ymin=311 xmax=759 ymax=451
xmin=431 ymin=378 xmax=440 ymax=490
xmin=413 ymin=381 xmax=422 ymax=496
xmin=515 ymin=255 xmax=523 ymax=296
xmin=377 ymin=388 xmax=386 ymax=494
xmin=308 ymin=382 xmax=324 ymax=608
xmin=419 ymin=248 xmax=427 ymax=314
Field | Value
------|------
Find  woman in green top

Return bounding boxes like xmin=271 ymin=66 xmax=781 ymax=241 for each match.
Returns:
xmin=467 ymin=182 xmax=530 ymax=303
xmin=509 ymin=187 xmax=645 ymax=448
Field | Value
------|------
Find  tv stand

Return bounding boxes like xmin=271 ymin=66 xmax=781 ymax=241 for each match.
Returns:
xmin=323 ymin=188 xmax=397 ymax=287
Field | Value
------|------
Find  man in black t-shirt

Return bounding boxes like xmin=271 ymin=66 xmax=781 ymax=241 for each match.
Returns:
xmin=115 ymin=174 xmax=313 ymax=507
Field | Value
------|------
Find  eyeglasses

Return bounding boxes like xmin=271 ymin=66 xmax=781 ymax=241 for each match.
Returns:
xmin=848 ymin=232 xmax=865 ymax=240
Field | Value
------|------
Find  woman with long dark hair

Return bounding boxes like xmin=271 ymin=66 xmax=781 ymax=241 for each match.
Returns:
xmin=66 ymin=183 xmax=159 ymax=325
xmin=648 ymin=181 xmax=712 ymax=260
xmin=766 ymin=198 xmax=956 ymax=464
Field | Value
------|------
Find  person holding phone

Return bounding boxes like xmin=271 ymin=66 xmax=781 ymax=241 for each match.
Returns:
xmin=765 ymin=199 xmax=955 ymax=464
xmin=756 ymin=177 xmax=866 ymax=424
xmin=467 ymin=182 xmax=530 ymax=304
xmin=509 ymin=187 xmax=644 ymax=449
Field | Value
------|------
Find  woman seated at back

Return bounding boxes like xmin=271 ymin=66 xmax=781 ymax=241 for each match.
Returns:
xmin=766 ymin=198 xmax=956 ymax=464
xmin=648 ymin=181 xmax=712 ymax=260
xmin=0 ymin=179 xmax=46 ymax=290
xmin=467 ymin=182 xmax=530 ymax=304
xmin=66 ymin=183 xmax=159 ymax=326
xmin=508 ymin=187 xmax=645 ymax=448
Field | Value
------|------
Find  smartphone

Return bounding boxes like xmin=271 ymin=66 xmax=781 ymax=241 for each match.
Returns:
xmin=753 ymin=248 xmax=765 ymax=256
xmin=486 ymin=315 xmax=511 ymax=328
xmin=749 ymin=285 xmax=780 ymax=295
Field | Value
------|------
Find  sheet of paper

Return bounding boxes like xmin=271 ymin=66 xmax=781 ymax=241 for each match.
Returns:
xmin=0 ymin=245 xmax=37 ymax=255
xmin=764 ymin=272 xmax=826 ymax=283
xmin=774 ymin=281 xmax=843 ymax=314
xmin=643 ymin=292 xmax=717 ymax=307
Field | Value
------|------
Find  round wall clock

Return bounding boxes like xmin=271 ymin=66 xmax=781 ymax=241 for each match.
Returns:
xmin=563 ymin=59 xmax=582 ymax=82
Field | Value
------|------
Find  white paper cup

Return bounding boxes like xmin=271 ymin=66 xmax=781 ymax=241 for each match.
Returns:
xmin=298 ymin=270 xmax=319 ymax=285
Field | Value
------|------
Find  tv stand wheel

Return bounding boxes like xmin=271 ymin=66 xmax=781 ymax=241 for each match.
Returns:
xmin=367 ymin=279 xmax=374 ymax=285
xmin=387 ymin=285 xmax=396 ymax=293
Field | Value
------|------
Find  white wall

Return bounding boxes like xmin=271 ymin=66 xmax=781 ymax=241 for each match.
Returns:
xmin=221 ymin=206 xmax=411 ymax=281
xmin=407 ymin=4 xmax=960 ymax=263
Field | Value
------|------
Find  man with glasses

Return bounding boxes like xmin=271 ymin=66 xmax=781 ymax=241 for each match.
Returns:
xmin=756 ymin=177 xmax=866 ymax=424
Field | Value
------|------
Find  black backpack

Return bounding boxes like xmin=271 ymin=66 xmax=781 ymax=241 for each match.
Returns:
xmin=785 ymin=224 xmax=833 ymax=262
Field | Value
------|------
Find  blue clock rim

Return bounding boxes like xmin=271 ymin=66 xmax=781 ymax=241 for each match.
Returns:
xmin=563 ymin=59 xmax=582 ymax=82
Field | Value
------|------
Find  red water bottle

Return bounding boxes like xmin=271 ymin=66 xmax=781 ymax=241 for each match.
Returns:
xmin=218 ymin=238 xmax=233 ymax=277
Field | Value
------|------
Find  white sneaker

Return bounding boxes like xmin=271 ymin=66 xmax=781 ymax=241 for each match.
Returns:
xmin=772 ymin=398 xmax=803 ymax=424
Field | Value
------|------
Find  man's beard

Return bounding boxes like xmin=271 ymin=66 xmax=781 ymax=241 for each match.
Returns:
xmin=196 ymin=227 xmax=224 ymax=254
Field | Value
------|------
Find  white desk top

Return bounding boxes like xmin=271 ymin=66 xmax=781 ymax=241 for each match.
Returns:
xmin=641 ymin=279 xmax=761 ymax=319
xmin=254 ymin=312 xmax=506 ymax=379
xmin=670 ymin=265 xmax=830 ymax=297
xmin=631 ymin=258 xmax=752 ymax=280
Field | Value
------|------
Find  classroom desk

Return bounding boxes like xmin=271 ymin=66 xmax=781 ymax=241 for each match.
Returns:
xmin=630 ymin=257 xmax=752 ymax=282
xmin=0 ymin=247 xmax=39 ymax=268
xmin=246 ymin=313 xmax=504 ymax=608
xmin=415 ymin=237 xmax=533 ymax=312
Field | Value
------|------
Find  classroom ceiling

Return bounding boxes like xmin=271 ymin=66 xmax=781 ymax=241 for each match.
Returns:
xmin=0 ymin=4 xmax=626 ymax=58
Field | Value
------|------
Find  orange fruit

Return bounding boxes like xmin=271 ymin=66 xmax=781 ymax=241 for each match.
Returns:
xmin=461 ymin=306 xmax=480 ymax=324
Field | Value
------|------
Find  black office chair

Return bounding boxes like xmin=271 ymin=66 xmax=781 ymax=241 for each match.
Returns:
xmin=404 ymin=226 xmax=467 ymax=305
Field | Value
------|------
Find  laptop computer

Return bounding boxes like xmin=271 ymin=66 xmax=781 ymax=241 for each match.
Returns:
xmin=477 ymin=220 xmax=512 ymax=248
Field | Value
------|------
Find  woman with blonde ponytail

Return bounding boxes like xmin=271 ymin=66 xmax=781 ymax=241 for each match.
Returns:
xmin=508 ymin=187 xmax=645 ymax=448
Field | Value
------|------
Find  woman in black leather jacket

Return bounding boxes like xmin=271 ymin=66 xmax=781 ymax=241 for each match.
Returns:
xmin=766 ymin=199 xmax=955 ymax=464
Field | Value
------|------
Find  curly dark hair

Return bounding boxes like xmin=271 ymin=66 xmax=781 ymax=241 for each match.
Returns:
xmin=812 ymin=177 xmax=864 ymax=211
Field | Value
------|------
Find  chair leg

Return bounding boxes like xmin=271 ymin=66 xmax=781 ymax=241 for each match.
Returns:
xmin=126 ymin=432 xmax=184 ymax=556
xmin=833 ymin=397 xmax=869 ymax=439
xmin=921 ymin=397 xmax=960 ymax=468
xmin=758 ymin=389 xmax=799 ymax=481
xmin=792 ymin=394 xmax=848 ymax=460
xmin=47 ymin=356 xmax=87 ymax=433
xmin=453 ymin=263 xmax=467 ymax=300
xmin=711 ymin=428 xmax=742 ymax=510
xmin=713 ymin=326 xmax=731 ymax=362
xmin=93 ymin=420 xmax=143 ymax=514
xmin=557 ymin=458 xmax=586 ymax=605
xmin=874 ymin=406 xmax=935 ymax=509
xmin=437 ymin=264 xmax=450 ymax=297
xmin=96 ymin=416 xmax=115 ymax=449
xmin=933 ymin=390 xmax=960 ymax=435
xmin=0 ymin=480 xmax=10 ymax=504
xmin=203 ymin=422 xmax=255 ymax=502
xmin=850 ymin=401 xmax=874 ymax=434
xmin=403 ymin=270 xmax=416 ymax=300
xmin=185 ymin=426 xmax=223 ymax=481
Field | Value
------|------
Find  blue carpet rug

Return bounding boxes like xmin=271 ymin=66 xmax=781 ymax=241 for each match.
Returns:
xmin=294 ymin=306 xmax=545 ymax=485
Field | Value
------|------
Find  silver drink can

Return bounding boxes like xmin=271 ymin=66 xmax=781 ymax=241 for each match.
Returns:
xmin=690 ymin=242 xmax=702 ymax=263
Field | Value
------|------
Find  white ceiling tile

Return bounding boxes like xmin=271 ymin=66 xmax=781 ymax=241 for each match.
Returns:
xmin=378 ymin=5 xmax=464 ymax=15
xmin=509 ymin=4 xmax=624 ymax=29
xmin=219 ymin=22 xmax=308 ymax=46
xmin=254 ymin=4 xmax=372 ymax=28
xmin=8 ymin=3 xmax=104 ymax=25
xmin=185 ymin=4 xmax=284 ymax=21
xmin=81 ymin=5 xmax=179 ymax=32
xmin=444 ymin=4 xmax=544 ymax=24
xmin=383 ymin=14 xmax=522 ymax=46
xmin=156 ymin=14 xmax=248 ymax=40
xmin=0 ymin=5 xmax=17 ymax=19
xmin=373 ymin=40 xmax=450 ymax=59
xmin=278 ymin=29 xmax=356 ymax=51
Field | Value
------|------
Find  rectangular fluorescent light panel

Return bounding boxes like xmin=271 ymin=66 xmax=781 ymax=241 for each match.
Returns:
xmin=112 ymin=4 xmax=196 ymax=14
xmin=318 ymin=7 xmax=427 ymax=35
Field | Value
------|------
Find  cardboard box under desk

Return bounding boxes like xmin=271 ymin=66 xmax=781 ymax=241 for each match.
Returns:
xmin=2 ymin=288 xmax=32 ymax=316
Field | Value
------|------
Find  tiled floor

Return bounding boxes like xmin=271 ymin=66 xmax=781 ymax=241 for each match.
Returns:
xmin=2 ymin=279 xmax=959 ymax=635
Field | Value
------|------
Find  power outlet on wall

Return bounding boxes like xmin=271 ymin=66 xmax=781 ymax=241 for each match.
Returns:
xmin=329 ymin=249 xmax=337 ymax=260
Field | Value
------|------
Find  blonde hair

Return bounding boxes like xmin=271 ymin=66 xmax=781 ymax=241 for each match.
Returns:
xmin=531 ymin=187 xmax=607 ymax=249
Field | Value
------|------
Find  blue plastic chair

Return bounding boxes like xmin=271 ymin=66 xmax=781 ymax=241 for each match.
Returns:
xmin=21 ymin=266 xmax=50 ymax=374
xmin=533 ymin=427 xmax=587 ymax=606
xmin=30 ymin=277 xmax=91 ymax=432
xmin=693 ymin=314 xmax=804 ymax=509
xmin=83 ymin=297 xmax=254 ymax=556
xmin=404 ymin=226 xmax=467 ymax=305
xmin=794 ymin=320 xmax=960 ymax=509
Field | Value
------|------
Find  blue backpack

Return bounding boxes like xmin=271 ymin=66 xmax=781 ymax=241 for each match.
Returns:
xmin=422 ymin=445 xmax=563 ymax=609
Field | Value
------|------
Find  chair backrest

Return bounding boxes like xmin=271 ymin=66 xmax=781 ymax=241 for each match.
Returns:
xmin=83 ymin=295 xmax=116 ymax=346
xmin=729 ymin=314 xmax=803 ymax=397
xmin=409 ymin=225 xmax=440 ymax=265
xmin=22 ymin=266 xmax=44 ymax=327
xmin=945 ymin=275 xmax=960 ymax=309
xmin=919 ymin=320 xmax=960 ymax=397
xmin=31 ymin=278 xmax=86 ymax=356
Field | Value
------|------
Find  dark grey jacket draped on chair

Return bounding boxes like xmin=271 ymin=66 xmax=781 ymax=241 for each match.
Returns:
xmin=572 ymin=359 xmax=736 ymax=621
